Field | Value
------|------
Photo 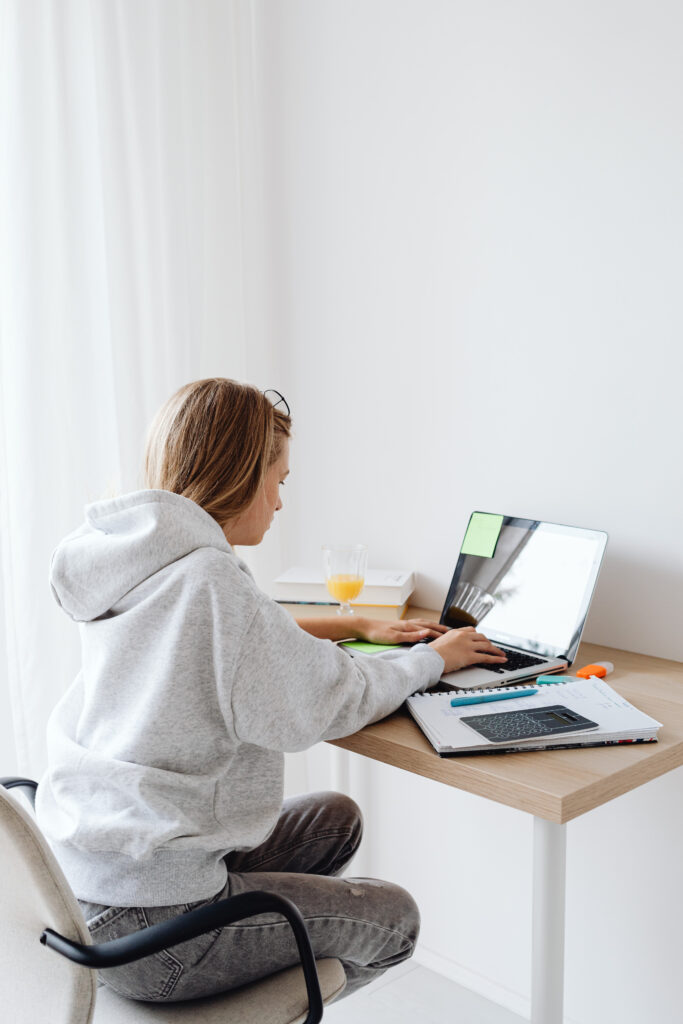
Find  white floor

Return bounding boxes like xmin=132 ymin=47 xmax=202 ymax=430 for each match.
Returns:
xmin=324 ymin=961 xmax=526 ymax=1024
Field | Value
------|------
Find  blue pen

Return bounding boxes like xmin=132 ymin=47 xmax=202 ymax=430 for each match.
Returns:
xmin=450 ymin=688 xmax=538 ymax=707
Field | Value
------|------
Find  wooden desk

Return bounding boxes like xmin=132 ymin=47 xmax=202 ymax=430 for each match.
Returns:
xmin=329 ymin=637 xmax=683 ymax=824
xmin=325 ymin=614 xmax=683 ymax=1023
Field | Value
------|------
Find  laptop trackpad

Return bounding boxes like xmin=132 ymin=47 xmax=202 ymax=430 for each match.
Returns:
xmin=441 ymin=666 xmax=515 ymax=690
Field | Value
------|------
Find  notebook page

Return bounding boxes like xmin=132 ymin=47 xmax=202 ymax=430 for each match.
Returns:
xmin=407 ymin=677 xmax=662 ymax=752
xmin=550 ymin=677 xmax=662 ymax=732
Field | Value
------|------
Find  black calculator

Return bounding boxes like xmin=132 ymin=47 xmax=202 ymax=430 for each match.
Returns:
xmin=460 ymin=705 xmax=599 ymax=744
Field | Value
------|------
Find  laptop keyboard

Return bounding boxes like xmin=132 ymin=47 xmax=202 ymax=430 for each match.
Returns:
xmin=483 ymin=645 xmax=548 ymax=674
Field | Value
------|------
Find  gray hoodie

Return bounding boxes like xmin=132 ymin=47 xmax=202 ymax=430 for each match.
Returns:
xmin=36 ymin=489 xmax=444 ymax=906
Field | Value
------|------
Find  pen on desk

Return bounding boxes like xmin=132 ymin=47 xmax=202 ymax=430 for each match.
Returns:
xmin=450 ymin=688 xmax=538 ymax=708
xmin=274 ymin=600 xmax=338 ymax=606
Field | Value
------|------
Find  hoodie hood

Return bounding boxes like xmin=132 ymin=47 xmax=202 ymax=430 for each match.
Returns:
xmin=51 ymin=490 xmax=232 ymax=622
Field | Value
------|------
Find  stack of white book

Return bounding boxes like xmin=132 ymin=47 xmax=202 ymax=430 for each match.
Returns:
xmin=273 ymin=567 xmax=415 ymax=620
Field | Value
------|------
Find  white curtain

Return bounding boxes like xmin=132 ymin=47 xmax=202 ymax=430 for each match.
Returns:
xmin=0 ymin=0 xmax=278 ymax=775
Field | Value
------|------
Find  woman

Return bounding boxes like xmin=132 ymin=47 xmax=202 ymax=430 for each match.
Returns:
xmin=36 ymin=378 xmax=506 ymax=1003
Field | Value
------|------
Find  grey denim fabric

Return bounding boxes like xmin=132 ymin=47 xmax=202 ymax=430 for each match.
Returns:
xmin=79 ymin=791 xmax=420 ymax=1003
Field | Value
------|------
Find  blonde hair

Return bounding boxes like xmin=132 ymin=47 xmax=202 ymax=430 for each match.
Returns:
xmin=144 ymin=378 xmax=291 ymax=527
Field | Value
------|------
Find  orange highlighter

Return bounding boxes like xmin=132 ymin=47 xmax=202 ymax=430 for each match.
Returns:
xmin=576 ymin=661 xmax=614 ymax=679
xmin=537 ymin=661 xmax=615 ymax=685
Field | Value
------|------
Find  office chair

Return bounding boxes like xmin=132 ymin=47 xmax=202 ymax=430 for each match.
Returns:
xmin=0 ymin=778 xmax=346 ymax=1024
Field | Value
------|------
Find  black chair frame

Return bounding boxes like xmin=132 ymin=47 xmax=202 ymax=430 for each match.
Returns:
xmin=0 ymin=778 xmax=325 ymax=1024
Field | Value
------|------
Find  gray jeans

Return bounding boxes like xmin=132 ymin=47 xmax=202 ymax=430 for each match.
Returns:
xmin=79 ymin=791 xmax=420 ymax=1003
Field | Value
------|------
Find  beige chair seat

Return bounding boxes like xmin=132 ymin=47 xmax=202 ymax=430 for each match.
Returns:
xmin=95 ymin=958 xmax=344 ymax=1024
xmin=95 ymin=960 xmax=346 ymax=1024
xmin=0 ymin=783 xmax=345 ymax=1024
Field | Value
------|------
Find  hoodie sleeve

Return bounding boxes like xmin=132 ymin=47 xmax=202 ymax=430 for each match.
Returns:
xmin=228 ymin=598 xmax=445 ymax=752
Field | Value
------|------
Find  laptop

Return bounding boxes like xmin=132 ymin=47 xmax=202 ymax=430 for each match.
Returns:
xmin=434 ymin=512 xmax=608 ymax=691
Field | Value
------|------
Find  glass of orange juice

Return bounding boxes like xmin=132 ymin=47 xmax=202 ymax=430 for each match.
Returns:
xmin=322 ymin=544 xmax=368 ymax=614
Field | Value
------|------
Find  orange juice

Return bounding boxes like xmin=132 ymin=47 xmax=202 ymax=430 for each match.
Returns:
xmin=326 ymin=574 xmax=364 ymax=603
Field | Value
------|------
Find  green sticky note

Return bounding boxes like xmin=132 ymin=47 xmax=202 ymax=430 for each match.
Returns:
xmin=341 ymin=641 xmax=402 ymax=654
xmin=461 ymin=512 xmax=504 ymax=558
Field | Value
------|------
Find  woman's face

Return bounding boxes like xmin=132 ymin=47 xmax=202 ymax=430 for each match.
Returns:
xmin=223 ymin=439 xmax=290 ymax=546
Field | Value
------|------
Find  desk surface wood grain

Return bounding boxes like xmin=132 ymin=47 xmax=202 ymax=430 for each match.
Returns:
xmin=324 ymin=609 xmax=683 ymax=823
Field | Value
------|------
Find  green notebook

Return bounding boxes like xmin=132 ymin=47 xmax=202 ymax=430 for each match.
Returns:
xmin=340 ymin=641 xmax=402 ymax=655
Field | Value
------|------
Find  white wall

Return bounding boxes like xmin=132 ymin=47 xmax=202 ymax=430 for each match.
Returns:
xmin=253 ymin=2 xmax=683 ymax=1020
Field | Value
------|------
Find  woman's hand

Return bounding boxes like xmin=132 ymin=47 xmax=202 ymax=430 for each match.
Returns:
xmin=428 ymin=627 xmax=507 ymax=674
xmin=357 ymin=618 xmax=450 ymax=645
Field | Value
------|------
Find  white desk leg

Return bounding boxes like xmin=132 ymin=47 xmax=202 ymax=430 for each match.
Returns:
xmin=329 ymin=746 xmax=350 ymax=794
xmin=531 ymin=817 xmax=567 ymax=1024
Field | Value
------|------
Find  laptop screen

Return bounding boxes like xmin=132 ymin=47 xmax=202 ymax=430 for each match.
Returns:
xmin=441 ymin=514 xmax=608 ymax=661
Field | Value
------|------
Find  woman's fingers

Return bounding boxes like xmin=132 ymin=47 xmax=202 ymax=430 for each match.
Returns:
xmin=403 ymin=619 xmax=448 ymax=635
xmin=400 ymin=628 xmax=441 ymax=641
xmin=393 ymin=621 xmax=446 ymax=641
xmin=470 ymin=632 xmax=506 ymax=656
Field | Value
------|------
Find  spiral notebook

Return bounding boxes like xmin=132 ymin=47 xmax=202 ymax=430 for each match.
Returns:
xmin=406 ymin=677 xmax=662 ymax=755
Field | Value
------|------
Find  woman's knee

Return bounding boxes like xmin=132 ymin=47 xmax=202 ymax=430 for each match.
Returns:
xmin=305 ymin=876 xmax=420 ymax=973
xmin=343 ymin=877 xmax=420 ymax=949
xmin=309 ymin=790 xmax=363 ymax=832
xmin=374 ymin=879 xmax=420 ymax=949
xmin=301 ymin=790 xmax=363 ymax=855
